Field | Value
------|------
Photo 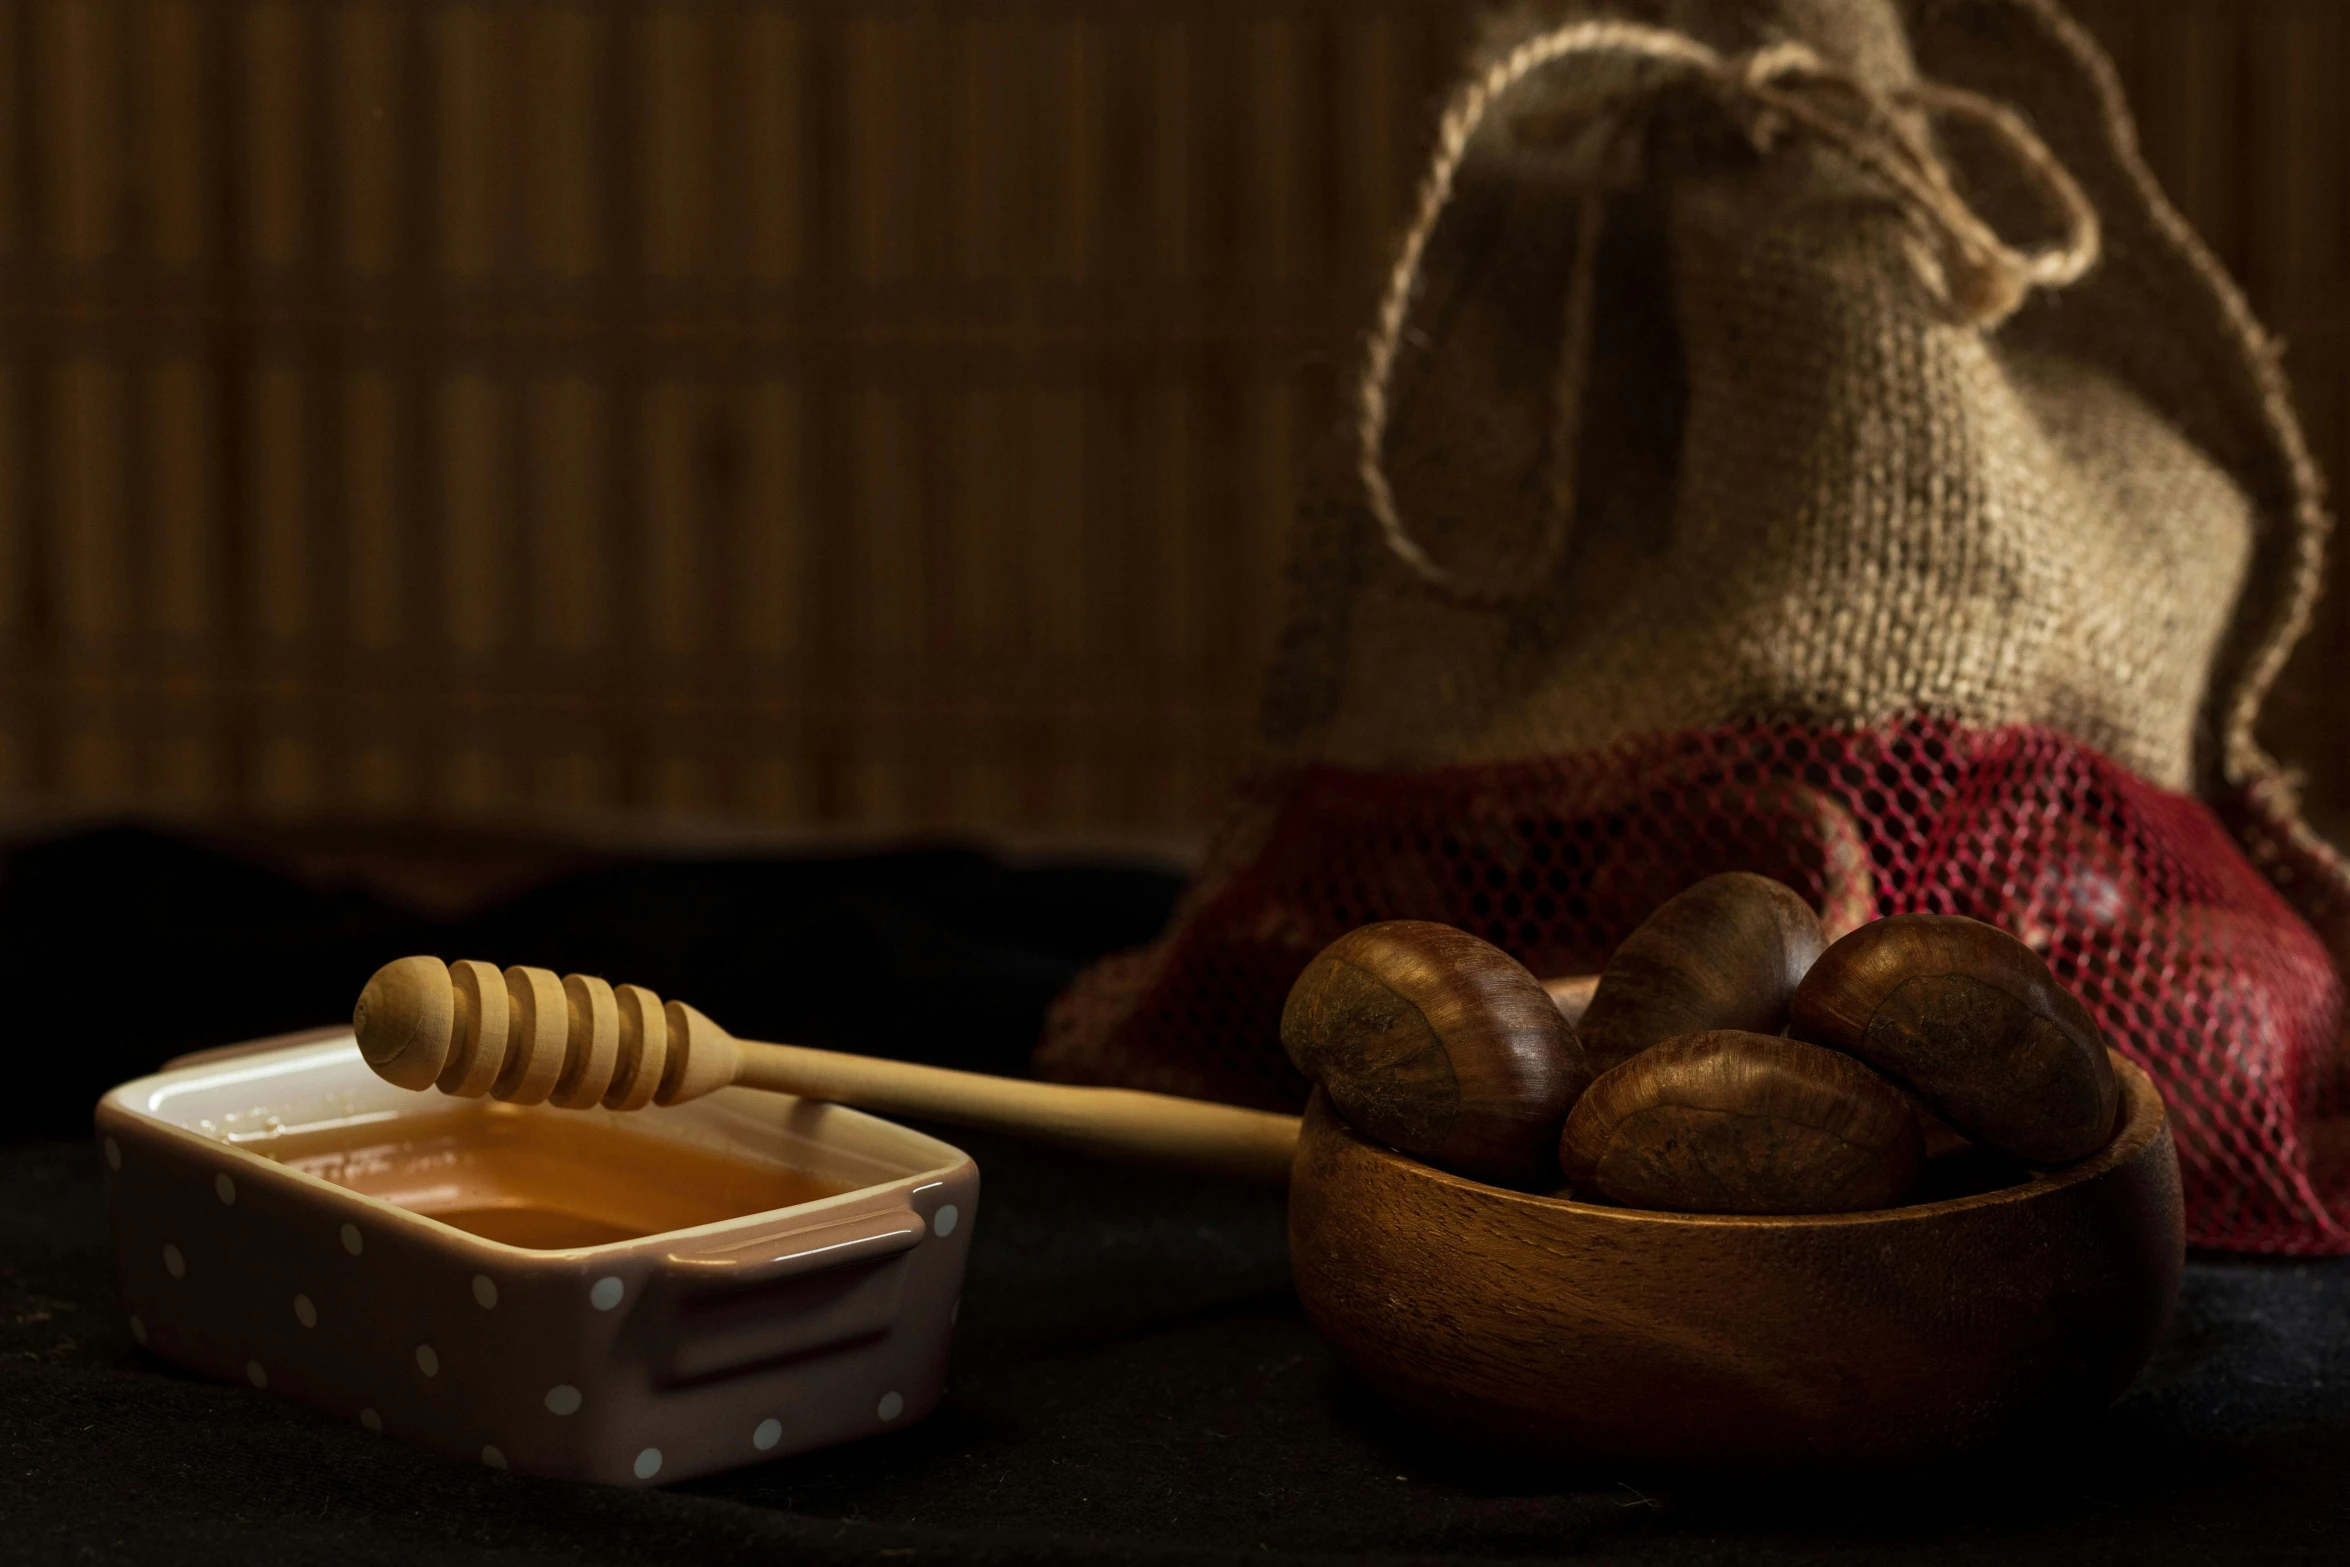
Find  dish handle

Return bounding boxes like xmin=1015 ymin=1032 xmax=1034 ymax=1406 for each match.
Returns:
xmin=652 ymin=1207 xmax=929 ymax=1384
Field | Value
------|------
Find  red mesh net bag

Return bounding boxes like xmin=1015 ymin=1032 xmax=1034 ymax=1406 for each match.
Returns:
xmin=1040 ymin=0 xmax=2350 ymax=1253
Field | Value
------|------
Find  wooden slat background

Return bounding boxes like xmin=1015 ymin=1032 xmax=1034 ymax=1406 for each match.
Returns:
xmin=0 ymin=0 xmax=2340 ymax=849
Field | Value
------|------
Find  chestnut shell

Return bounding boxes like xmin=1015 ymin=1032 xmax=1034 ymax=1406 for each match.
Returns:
xmin=1559 ymin=1030 xmax=1924 ymax=1214
xmin=1578 ymin=873 xmax=1828 ymax=1075
xmin=1282 ymin=921 xmax=1589 ymax=1187
xmin=1789 ymin=914 xmax=2118 ymax=1166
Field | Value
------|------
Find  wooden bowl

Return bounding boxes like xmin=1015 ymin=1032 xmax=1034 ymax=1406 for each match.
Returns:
xmin=1290 ymin=1051 xmax=2183 ymax=1469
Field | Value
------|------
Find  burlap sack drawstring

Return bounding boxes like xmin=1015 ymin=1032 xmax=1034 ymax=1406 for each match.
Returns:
xmin=1357 ymin=17 xmax=2104 ymax=605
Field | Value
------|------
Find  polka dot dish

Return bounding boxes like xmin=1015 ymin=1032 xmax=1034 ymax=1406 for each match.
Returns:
xmin=97 ymin=1029 xmax=977 ymax=1486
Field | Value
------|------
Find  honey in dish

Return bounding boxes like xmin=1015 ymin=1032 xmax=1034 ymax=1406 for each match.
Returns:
xmin=254 ymin=1104 xmax=851 ymax=1249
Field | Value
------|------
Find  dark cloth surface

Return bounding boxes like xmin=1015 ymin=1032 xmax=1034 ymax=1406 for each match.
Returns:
xmin=4 ymin=825 xmax=2348 ymax=1565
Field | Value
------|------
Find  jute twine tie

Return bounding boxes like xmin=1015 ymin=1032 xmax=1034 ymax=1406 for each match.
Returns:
xmin=1358 ymin=18 xmax=2104 ymax=605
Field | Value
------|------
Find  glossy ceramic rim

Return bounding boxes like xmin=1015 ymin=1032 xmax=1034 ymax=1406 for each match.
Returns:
xmin=100 ymin=1031 xmax=971 ymax=1261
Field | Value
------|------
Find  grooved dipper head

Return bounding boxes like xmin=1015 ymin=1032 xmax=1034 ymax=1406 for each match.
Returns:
xmin=355 ymin=955 xmax=457 ymax=1090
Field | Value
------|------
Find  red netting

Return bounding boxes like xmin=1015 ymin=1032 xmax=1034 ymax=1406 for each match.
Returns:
xmin=1044 ymin=717 xmax=2350 ymax=1253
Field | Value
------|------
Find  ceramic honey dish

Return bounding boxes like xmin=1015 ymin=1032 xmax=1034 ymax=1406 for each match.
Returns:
xmin=97 ymin=1028 xmax=977 ymax=1486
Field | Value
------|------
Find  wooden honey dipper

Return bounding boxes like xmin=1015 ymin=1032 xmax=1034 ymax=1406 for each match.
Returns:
xmin=353 ymin=956 xmax=1305 ymax=1183
xmin=354 ymin=956 xmax=1603 ymax=1186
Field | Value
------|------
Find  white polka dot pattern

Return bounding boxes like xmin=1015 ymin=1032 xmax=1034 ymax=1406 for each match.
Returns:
xmin=98 ymin=1063 xmax=974 ymax=1489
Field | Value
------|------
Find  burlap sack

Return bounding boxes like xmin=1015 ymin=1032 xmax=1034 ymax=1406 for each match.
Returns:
xmin=1042 ymin=0 xmax=2350 ymax=1253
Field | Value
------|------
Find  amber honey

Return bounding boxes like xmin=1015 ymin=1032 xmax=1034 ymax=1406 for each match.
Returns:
xmin=255 ymin=1105 xmax=851 ymax=1249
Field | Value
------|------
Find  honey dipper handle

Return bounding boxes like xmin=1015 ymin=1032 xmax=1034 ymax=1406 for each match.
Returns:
xmin=351 ymin=955 xmax=1300 ymax=1182
xmin=730 ymin=1039 xmax=1301 ymax=1185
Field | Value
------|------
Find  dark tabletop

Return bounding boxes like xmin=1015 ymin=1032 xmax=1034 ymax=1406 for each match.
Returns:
xmin=4 ymin=826 xmax=2347 ymax=1565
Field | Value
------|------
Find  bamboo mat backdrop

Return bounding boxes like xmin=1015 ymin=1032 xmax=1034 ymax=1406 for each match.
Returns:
xmin=0 ymin=0 xmax=2340 ymax=848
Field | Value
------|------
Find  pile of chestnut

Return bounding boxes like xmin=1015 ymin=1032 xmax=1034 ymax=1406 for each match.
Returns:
xmin=1280 ymin=873 xmax=2121 ymax=1212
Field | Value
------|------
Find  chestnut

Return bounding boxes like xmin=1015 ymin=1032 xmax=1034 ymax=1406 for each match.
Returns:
xmin=1577 ymin=873 xmax=1828 ymax=1075
xmin=1282 ymin=920 xmax=1591 ymax=1187
xmin=1558 ymin=1030 xmax=1924 ymax=1214
xmin=1788 ymin=914 xmax=2118 ymax=1166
